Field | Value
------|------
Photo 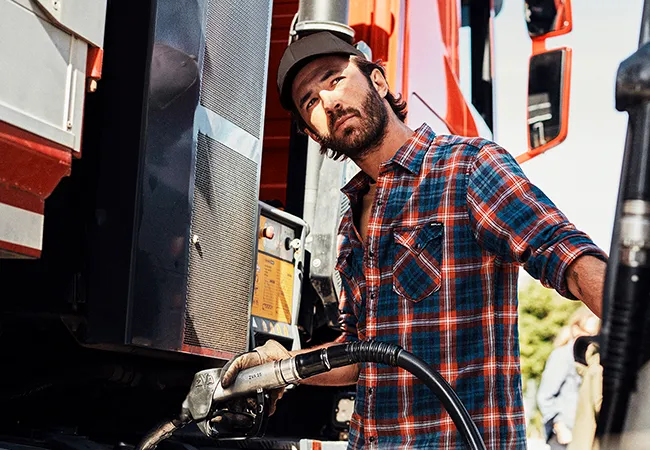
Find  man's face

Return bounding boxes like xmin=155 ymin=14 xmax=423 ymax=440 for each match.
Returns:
xmin=291 ymin=55 xmax=388 ymax=160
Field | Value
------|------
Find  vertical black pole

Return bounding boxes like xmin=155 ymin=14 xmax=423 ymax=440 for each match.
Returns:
xmin=598 ymin=0 xmax=650 ymax=442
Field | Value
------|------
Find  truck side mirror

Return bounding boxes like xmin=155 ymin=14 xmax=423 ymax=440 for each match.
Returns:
xmin=525 ymin=48 xmax=572 ymax=158
xmin=524 ymin=0 xmax=572 ymax=39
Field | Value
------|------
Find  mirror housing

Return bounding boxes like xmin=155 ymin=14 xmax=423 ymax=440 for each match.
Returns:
xmin=519 ymin=48 xmax=572 ymax=163
xmin=524 ymin=0 xmax=572 ymax=39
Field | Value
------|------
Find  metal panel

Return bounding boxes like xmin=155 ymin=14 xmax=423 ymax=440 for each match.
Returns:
xmin=194 ymin=106 xmax=261 ymax=164
xmin=200 ymin=0 xmax=272 ymax=138
xmin=0 ymin=203 xmax=44 ymax=250
xmin=0 ymin=0 xmax=87 ymax=151
xmin=305 ymin=149 xmax=359 ymax=324
xmin=124 ymin=0 xmax=205 ymax=351
xmin=252 ymin=203 xmax=308 ymax=351
xmin=184 ymin=133 xmax=259 ymax=354
xmin=33 ymin=0 xmax=107 ymax=47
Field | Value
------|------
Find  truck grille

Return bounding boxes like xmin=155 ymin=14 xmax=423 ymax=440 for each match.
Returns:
xmin=200 ymin=0 xmax=272 ymax=138
xmin=184 ymin=133 xmax=258 ymax=354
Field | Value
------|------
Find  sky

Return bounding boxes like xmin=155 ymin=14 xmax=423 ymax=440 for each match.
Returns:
xmin=492 ymin=0 xmax=644 ymax=259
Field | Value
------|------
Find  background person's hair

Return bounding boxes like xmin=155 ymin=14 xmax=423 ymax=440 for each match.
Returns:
xmin=553 ymin=306 xmax=600 ymax=347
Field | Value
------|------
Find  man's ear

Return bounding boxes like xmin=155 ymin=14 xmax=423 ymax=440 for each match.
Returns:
xmin=370 ymin=68 xmax=389 ymax=99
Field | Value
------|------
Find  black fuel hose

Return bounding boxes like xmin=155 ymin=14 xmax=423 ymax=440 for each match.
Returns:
xmin=295 ymin=340 xmax=486 ymax=450
xmin=136 ymin=418 xmax=187 ymax=450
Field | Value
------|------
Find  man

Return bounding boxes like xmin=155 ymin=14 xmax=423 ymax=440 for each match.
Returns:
xmin=221 ymin=31 xmax=607 ymax=448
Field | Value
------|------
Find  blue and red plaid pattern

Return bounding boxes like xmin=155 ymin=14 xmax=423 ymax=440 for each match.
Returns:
xmin=334 ymin=124 xmax=606 ymax=449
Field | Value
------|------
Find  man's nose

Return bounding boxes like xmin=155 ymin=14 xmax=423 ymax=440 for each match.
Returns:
xmin=320 ymin=89 xmax=342 ymax=113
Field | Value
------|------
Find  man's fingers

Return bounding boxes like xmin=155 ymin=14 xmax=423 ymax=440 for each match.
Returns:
xmin=219 ymin=353 xmax=243 ymax=388
xmin=220 ymin=352 xmax=261 ymax=387
xmin=210 ymin=411 xmax=254 ymax=430
xmin=267 ymin=388 xmax=286 ymax=416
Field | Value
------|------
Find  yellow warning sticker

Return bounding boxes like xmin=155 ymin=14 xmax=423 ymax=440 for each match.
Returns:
xmin=252 ymin=253 xmax=294 ymax=323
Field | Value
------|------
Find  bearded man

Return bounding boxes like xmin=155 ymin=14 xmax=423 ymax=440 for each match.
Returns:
xmin=221 ymin=31 xmax=608 ymax=449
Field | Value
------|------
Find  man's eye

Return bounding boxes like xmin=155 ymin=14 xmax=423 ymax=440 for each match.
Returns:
xmin=306 ymin=98 xmax=316 ymax=109
xmin=333 ymin=76 xmax=344 ymax=85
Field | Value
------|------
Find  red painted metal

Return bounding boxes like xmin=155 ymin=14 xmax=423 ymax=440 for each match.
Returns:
xmin=0 ymin=182 xmax=44 ymax=214
xmin=180 ymin=343 xmax=237 ymax=360
xmin=437 ymin=0 xmax=460 ymax=78
xmin=0 ymin=120 xmax=71 ymax=256
xmin=0 ymin=240 xmax=41 ymax=259
xmin=0 ymin=121 xmax=72 ymax=200
xmin=349 ymin=0 xmax=404 ymax=91
xmin=442 ymin=55 xmax=479 ymax=137
xmin=86 ymin=47 xmax=104 ymax=80
xmin=259 ymin=0 xmax=299 ymax=205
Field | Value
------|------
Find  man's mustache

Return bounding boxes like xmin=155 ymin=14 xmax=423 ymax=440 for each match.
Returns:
xmin=329 ymin=108 xmax=361 ymax=131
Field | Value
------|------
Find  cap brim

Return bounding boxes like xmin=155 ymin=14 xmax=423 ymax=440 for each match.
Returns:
xmin=277 ymin=32 xmax=364 ymax=111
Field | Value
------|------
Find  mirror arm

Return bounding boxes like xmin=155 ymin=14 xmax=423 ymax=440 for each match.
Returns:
xmin=532 ymin=37 xmax=547 ymax=56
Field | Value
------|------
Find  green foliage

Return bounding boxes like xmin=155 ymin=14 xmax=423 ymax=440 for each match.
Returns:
xmin=518 ymin=281 xmax=581 ymax=437
xmin=519 ymin=281 xmax=581 ymax=388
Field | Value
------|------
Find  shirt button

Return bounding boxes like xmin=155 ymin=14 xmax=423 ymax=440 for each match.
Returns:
xmin=368 ymin=251 xmax=374 ymax=258
xmin=370 ymin=292 xmax=376 ymax=299
xmin=368 ymin=437 xmax=376 ymax=443
xmin=377 ymin=200 xmax=383 ymax=206
xmin=368 ymin=388 xmax=373 ymax=395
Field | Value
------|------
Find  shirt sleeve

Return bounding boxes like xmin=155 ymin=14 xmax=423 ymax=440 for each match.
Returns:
xmin=466 ymin=142 xmax=608 ymax=299
xmin=335 ymin=274 xmax=359 ymax=343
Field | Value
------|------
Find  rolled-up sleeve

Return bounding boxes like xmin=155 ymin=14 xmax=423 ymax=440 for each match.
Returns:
xmin=466 ymin=143 xmax=607 ymax=299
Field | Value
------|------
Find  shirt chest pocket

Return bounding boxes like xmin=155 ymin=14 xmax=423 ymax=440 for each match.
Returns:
xmin=392 ymin=222 xmax=444 ymax=302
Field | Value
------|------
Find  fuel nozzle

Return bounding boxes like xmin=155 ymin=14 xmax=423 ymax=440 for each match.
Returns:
xmin=135 ymin=365 xmax=270 ymax=450
xmin=178 ymin=351 xmax=335 ymax=438
xmin=180 ymin=365 xmax=272 ymax=439
xmin=136 ymin=347 xmax=360 ymax=449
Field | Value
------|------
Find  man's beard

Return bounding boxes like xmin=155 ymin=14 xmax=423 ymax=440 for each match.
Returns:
xmin=315 ymin=87 xmax=389 ymax=161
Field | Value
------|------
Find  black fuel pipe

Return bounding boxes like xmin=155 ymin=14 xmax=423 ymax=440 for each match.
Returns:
xmin=597 ymin=0 xmax=650 ymax=443
xmin=137 ymin=340 xmax=486 ymax=450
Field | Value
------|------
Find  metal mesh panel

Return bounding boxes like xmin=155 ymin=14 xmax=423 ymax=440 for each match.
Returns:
xmin=185 ymin=133 xmax=258 ymax=354
xmin=200 ymin=0 xmax=271 ymax=138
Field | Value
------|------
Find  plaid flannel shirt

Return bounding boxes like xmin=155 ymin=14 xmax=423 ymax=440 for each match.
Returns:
xmin=334 ymin=124 xmax=606 ymax=449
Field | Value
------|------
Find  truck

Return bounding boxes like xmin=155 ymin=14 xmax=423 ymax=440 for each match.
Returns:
xmin=0 ymin=0 xmax=574 ymax=448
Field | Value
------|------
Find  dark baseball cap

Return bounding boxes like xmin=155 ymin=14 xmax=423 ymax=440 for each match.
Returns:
xmin=277 ymin=31 xmax=365 ymax=111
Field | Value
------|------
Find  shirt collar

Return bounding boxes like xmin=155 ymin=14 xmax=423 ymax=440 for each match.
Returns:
xmin=341 ymin=123 xmax=436 ymax=200
xmin=388 ymin=123 xmax=436 ymax=175
xmin=340 ymin=170 xmax=372 ymax=223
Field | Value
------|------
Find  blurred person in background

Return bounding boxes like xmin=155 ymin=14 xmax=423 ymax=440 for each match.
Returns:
xmin=567 ymin=338 xmax=602 ymax=450
xmin=537 ymin=307 xmax=600 ymax=449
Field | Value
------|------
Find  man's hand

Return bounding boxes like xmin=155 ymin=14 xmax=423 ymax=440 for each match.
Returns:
xmin=566 ymin=255 xmax=607 ymax=318
xmin=554 ymin=421 xmax=573 ymax=445
xmin=220 ymin=340 xmax=291 ymax=415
